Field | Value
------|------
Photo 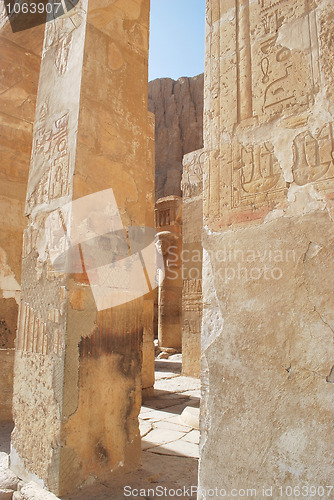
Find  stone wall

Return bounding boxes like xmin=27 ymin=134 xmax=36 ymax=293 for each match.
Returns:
xmin=148 ymin=74 xmax=204 ymax=199
xmin=0 ymin=16 xmax=44 ymax=422
xmin=181 ymin=149 xmax=203 ymax=378
xmin=10 ymin=0 xmax=152 ymax=495
xmin=199 ymin=0 xmax=334 ymax=496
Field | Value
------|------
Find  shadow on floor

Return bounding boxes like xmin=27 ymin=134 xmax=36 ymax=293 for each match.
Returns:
xmin=0 ymin=421 xmax=13 ymax=454
xmin=62 ymin=452 xmax=198 ymax=500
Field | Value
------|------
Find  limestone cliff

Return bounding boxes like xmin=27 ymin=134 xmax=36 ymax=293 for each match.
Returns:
xmin=148 ymin=74 xmax=203 ymax=199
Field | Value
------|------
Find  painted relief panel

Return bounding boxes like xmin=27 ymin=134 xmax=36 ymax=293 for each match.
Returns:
xmin=205 ymin=0 xmax=334 ymax=228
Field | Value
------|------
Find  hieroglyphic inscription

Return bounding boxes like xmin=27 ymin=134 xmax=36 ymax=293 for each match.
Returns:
xmin=27 ymin=112 xmax=71 ymax=211
xmin=22 ymin=227 xmax=38 ymax=258
xmin=17 ymin=303 xmax=63 ymax=356
xmin=292 ymin=122 xmax=334 ymax=187
xmin=182 ymin=152 xmax=204 ymax=199
xmin=234 ymin=0 xmax=321 ymax=125
xmin=252 ymin=0 xmax=320 ymax=122
xmin=157 ymin=209 xmax=170 ymax=227
xmin=183 ymin=279 xmax=202 ymax=312
xmin=44 ymin=8 xmax=85 ymax=77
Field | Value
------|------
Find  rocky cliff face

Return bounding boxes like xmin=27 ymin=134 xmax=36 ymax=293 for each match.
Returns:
xmin=148 ymin=74 xmax=203 ymax=199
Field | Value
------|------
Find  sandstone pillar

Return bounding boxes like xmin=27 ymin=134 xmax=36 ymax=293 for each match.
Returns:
xmin=155 ymin=196 xmax=182 ymax=349
xmin=0 ymin=15 xmax=44 ymax=421
xmin=200 ymin=0 xmax=334 ymax=496
xmin=142 ymin=112 xmax=156 ymax=399
xmin=10 ymin=0 xmax=151 ymax=495
xmin=181 ymin=149 xmax=203 ymax=378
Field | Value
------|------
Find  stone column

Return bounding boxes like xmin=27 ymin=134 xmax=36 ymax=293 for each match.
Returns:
xmin=155 ymin=196 xmax=182 ymax=349
xmin=0 ymin=17 xmax=44 ymax=421
xmin=10 ymin=0 xmax=151 ymax=495
xmin=181 ymin=149 xmax=203 ymax=378
xmin=142 ymin=111 xmax=156 ymax=399
xmin=200 ymin=0 xmax=334 ymax=495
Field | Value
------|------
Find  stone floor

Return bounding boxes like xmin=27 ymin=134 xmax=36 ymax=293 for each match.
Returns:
xmin=0 ymin=356 xmax=201 ymax=499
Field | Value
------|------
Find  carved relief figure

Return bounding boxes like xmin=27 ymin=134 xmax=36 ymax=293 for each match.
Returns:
xmin=292 ymin=123 xmax=334 ymax=186
xmin=237 ymin=142 xmax=281 ymax=194
xmin=28 ymin=112 xmax=71 ymax=211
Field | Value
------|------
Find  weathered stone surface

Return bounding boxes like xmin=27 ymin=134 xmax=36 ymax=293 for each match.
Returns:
xmin=0 ymin=350 xmax=14 ymax=421
xmin=156 ymin=196 xmax=182 ymax=349
xmin=18 ymin=482 xmax=60 ymax=500
xmin=10 ymin=0 xmax=151 ymax=496
xmin=0 ymin=466 xmax=18 ymax=490
xmin=148 ymin=75 xmax=203 ymax=199
xmin=200 ymin=0 xmax=334 ymax=496
xmin=181 ymin=149 xmax=203 ymax=378
xmin=0 ymin=16 xmax=44 ymax=423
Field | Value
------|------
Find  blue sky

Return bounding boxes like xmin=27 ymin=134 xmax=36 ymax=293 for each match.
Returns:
xmin=149 ymin=0 xmax=205 ymax=81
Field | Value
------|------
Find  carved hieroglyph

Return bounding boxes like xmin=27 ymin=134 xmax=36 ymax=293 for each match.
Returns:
xmin=181 ymin=149 xmax=203 ymax=378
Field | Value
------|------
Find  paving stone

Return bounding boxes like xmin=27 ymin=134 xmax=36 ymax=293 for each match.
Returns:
xmin=155 ymin=377 xmax=200 ymax=393
xmin=0 ymin=468 xmax=18 ymax=491
xmin=163 ymin=415 xmax=193 ymax=427
xmin=152 ymin=420 xmax=191 ymax=433
xmin=157 ymin=352 xmax=170 ymax=359
xmin=148 ymin=439 xmax=199 ymax=459
xmin=142 ymin=428 xmax=187 ymax=449
xmin=139 ymin=409 xmax=179 ymax=422
xmin=168 ymin=354 xmax=182 ymax=361
xmin=154 ymin=371 xmax=180 ymax=381
xmin=155 ymin=402 xmax=197 ymax=417
xmin=141 ymin=396 xmax=189 ymax=410
xmin=139 ymin=406 xmax=152 ymax=414
xmin=139 ymin=421 xmax=152 ymax=438
xmin=182 ymin=430 xmax=200 ymax=444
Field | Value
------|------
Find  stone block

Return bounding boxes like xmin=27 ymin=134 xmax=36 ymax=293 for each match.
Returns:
xmin=9 ymin=0 xmax=152 ymax=496
xmin=0 ymin=455 xmax=9 ymax=470
xmin=0 ymin=467 xmax=18 ymax=490
xmin=179 ymin=407 xmax=199 ymax=430
xmin=181 ymin=149 xmax=203 ymax=378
